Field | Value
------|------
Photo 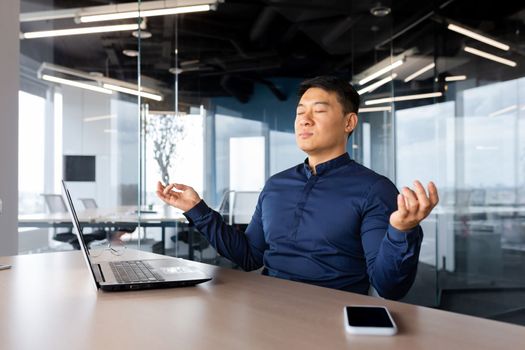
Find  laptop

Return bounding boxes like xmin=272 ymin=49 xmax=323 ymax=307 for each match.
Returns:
xmin=61 ymin=180 xmax=212 ymax=291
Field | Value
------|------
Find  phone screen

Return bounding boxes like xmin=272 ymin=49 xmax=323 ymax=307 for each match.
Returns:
xmin=345 ymin=306 xmax=394 ymax=328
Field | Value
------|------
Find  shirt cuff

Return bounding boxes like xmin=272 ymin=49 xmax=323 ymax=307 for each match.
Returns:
xmin=183 ymin=200 xmax=211 ymax=223
xmin=387 ymin=225 xmax=420 ymax=243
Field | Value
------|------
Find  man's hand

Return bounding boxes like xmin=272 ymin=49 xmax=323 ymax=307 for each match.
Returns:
xmin=156 ymin=181 xmax=201 ymax=212
xmin=389 ymin=180 xmax=439 ymax=232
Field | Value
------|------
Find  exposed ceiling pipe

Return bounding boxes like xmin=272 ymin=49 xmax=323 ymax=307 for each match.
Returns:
xmin=250 ymin=7 xmax=278 ymax=42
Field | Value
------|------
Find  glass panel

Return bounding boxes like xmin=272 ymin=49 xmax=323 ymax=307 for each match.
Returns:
xmin=390 ymin=1 xmax=525 ymax=324
xmin=18 ymin=0 xmax=142 ymax=254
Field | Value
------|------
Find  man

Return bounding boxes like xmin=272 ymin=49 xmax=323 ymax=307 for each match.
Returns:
xmin=157 ymin=76 xmax=438 ymax=300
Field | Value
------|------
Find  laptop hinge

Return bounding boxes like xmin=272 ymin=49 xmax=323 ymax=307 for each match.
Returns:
xmin=92 ymin=263 xmax=105 ymax=285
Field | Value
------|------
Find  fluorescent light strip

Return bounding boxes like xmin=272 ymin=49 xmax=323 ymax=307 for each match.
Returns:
xmin=358 ymin=60 xmax=404 ymax=86
xmin=488 ymin=105 xmax=517 ymax=117
xmin=80 ymin=4 xmax=211 ymax=22
xmin=464 ymin=46 xmax=517 ymax=67
xmin=84 ymin=115 xmax=115 ymax=122
xmin=364 ymin=92 xmax=442 ymax=105
xmin=21 ymin=23 xmax=139 ymax=39
xmin=103 ymin=84 xmax=163 ymax=101
xmin=445 ymin=75 xmax=467 ymax=82
xmin=359 ymin=106 xmax=392 ymax=113
xmin=42 ymin=75 xmax=113 ymax=94
xmin=448 ymin=23 xmax=509 ymax=51
xmin=403 ymin=62 xmax=435 ymax=83
xmin=357 ymin=74 xmax=397 ymax=95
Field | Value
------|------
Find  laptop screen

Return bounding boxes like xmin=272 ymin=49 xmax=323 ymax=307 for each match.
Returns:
xmin=61 ymin=180 xmax=100 ymax=288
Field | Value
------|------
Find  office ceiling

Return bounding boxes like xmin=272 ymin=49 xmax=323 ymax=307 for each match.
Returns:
xmin=20 ymin=0 xmax=525 ymax=109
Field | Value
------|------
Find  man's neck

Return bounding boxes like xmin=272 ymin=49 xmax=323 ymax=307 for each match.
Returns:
xmin=307 ymin=150 xmax=347 ymax=175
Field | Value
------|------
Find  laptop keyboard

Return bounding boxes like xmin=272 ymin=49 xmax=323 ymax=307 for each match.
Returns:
xmin=110 ymin=260 xmax=164 ymax=283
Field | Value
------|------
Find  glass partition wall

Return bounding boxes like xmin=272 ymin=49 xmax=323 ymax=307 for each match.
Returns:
xmin=18 ymin=0 xmax=525 ymax=326
xmin=18 ymin=0 xmax=145 ymax=254
xmin=387 ymin=1 xmax=525 ymax=323
xmin=136 ymin=0 xmax=525 ymax=323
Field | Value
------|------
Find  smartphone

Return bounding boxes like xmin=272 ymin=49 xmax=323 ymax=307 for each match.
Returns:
xmin=343 ymin=305 xmax=397 ymax=336
xmin=0 ymin=264 xmax=12 ymax=271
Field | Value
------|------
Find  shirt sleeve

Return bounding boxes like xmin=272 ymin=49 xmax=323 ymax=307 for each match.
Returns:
xmin=183 ymin=194 xmax=267 ymax=271
xmin=360 ymin=177 xmax=423 ymax=300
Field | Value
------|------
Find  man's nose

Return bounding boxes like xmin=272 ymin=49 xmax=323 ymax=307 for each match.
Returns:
xmin=298 ymin=111 xmax=313 ymax=126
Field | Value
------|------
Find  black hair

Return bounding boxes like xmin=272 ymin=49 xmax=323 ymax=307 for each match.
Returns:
xmin=298 ymin=75 xmax=360 ymax=115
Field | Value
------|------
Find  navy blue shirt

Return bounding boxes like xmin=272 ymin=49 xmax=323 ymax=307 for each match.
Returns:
xmin=185 ymin=153 xmax=423 ymax=299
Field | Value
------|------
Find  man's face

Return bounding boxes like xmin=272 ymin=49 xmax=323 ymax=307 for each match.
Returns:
xmin=295 ymin=87 xmax=354 ymax=156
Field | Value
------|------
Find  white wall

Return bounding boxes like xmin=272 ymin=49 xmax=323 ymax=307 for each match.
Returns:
xmin=0 ymin=0 xmax=20 ymax=256
xmin=61 ymin=87 xmax=140 ymax=208
xmin=62 ymin=86 xmax=112 ymax=208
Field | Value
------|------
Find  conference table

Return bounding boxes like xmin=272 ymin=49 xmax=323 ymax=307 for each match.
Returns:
xmin=0 ymin=249 xmax=523 ymax=350
xmin=18 ymin=206 xmax=196 ymax=257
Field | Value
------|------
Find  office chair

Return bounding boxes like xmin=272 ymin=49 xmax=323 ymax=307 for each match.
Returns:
xmin=230 ymin=191 xmax=260 ymax=230
xmin=203 ymin=190 xmax=260 ymax=267
xmin=42 ymin=194 xmax=106 ymax=250
xmin=166 ymin=191 xmax=235 ymax=260
xmin=78 ymin=198 xmax=98 ymax=209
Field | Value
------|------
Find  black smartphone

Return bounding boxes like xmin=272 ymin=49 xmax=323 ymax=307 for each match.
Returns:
xmin=343 ymin=305 xmax=397 ymax=335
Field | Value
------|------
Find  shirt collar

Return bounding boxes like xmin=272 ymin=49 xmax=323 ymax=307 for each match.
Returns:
xmin=303 ymin=152 xmax=352 ymax=178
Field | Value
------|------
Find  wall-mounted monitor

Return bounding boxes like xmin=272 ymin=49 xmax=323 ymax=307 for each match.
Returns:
xmin=63 ymin=155 xmax=96 ymax=182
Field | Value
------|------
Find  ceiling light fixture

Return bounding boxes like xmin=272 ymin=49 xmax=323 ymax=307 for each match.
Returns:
xmin=84 ymin=115 xmax=116 ymax=122
xmin=123 ymin=49 xmax=139 ymax=57
xmin=359 ymin=106 xmax=392 ymax=113
xmin=464 ymin=46 xmax=517 ymax=67
xmin=358 ymin=59 xmax=404 ymax=86
xmin=445 ymin=75 xmax=467 ymax=82
xmin=488 ymin=105 xmax=517 ymax=117
xmin=131 ymin=30 xmax=152 ymax=39
xmin=169 ymin=67 xmax=184 ymax=75
xmin=447 ymin=23 xmax=510 ymax=51
xmin=80 ymin=4 xmax=212 ymax=23
xmin=403 ymin=62 xmax=435 ymax=83
xmin=364 ymin=92 xmax=442 ymax=105
xmin=42 ymin=74 xmax=113 ymax=94
xmin=103 ymin=84 xmax=163 ymax=101
xmin=357 ymin=74 xmax=397 ymax=95
xmin=21 ymin=23 xmax=139 ymax=39
xmin=370 ymin=3 xmax=391 ymax=17
xmin=20 ymin=0 xmax=219 ymax=23
xmin=38 ymin=62 xmax=163 ymax=101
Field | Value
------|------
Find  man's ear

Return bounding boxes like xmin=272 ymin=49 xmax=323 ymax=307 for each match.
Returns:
xmin=344 ymin=112 xmax=358 ymax=134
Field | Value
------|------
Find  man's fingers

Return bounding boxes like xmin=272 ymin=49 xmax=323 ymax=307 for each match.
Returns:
xmin=174 ymin=183 xmax=190 ymax=191
xmin=413 ymin=180 xmax=431 ymax=214
xmin=428 ymin=181 xmax=439 ymax=207
xmin=163 ymin=183 xmax=176 ymax=195
xmin=402 ymin=187 xmax=419 ymax=212
xmin=397 ymin=194 xmax=408 ymax=217
xmin=157 ymin=181 xmax=164 ymax=192
xmin=155 ymin=190 xmax=169 ymax=203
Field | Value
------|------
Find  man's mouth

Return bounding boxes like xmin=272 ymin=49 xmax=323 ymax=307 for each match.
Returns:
xmin=298 ymin=132 xmax=313 ymax=139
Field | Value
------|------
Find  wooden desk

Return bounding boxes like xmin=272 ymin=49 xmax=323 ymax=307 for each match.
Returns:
xmin=0 ymin=250 xmax=523 ymax=350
